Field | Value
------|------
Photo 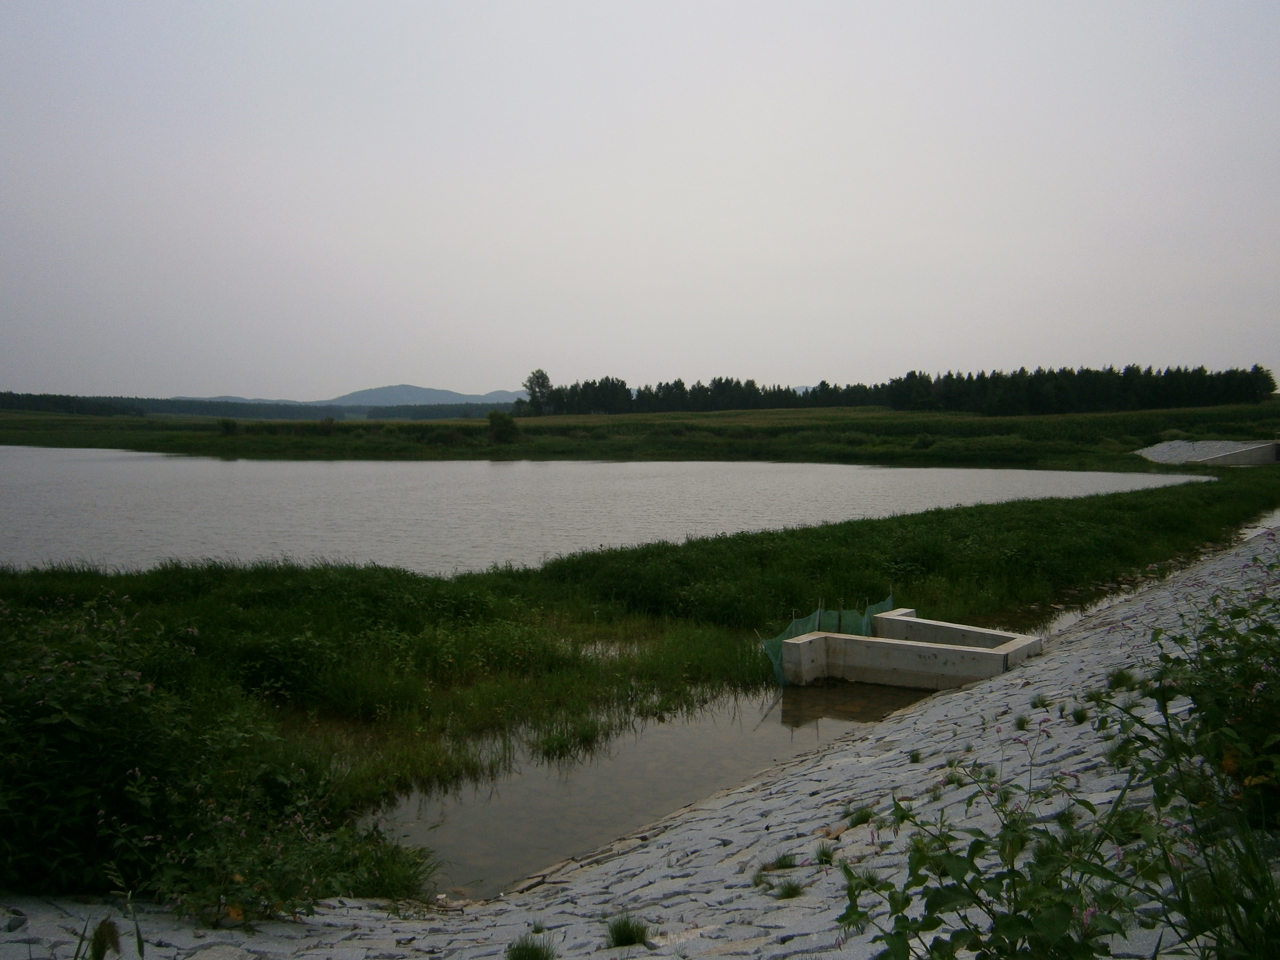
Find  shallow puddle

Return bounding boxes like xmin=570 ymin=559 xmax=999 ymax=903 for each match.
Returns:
xmin=371 ymin=681 xmax=928 ymax=900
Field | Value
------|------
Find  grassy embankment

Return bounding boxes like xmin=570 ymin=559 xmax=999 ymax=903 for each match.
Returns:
xmin=4 ymin=466 xmax=1280 ymax=914
xmin=2 ymin=399 xmax=1278 ymax=468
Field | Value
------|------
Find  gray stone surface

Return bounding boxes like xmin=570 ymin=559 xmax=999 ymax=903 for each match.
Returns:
xmin=4 ymin=526 xmax=1277 ymax=958
xmin=1136 ymin=439 xmax=1276 ymax=464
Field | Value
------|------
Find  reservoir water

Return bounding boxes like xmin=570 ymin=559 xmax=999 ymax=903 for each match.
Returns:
xmin=0 ymin=446 xmax=1202 ymax=573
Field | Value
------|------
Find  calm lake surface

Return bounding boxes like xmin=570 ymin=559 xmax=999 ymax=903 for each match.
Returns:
xmin=0 ymin=446 xmax=1202 ymax=572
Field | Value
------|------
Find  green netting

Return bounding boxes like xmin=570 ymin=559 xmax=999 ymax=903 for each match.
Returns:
xmin=761 ymin=596 xmax=895 ymax=686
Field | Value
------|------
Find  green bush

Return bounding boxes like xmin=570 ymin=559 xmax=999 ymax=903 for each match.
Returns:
xmin=0 ymin=593 xmax=432 ymax=913
xmin=488 ymin=410 xmax=520 ymax=444
xmin=0 ymin=595 xmax=192 ymax=890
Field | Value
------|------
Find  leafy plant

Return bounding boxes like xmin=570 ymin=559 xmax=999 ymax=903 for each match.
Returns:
xmin=1102 ymin=570 xmax=1280 ymax=956
xmin=840 ymin=759 xmax=1149 ymax=959
xmin=839 ymin=559 xmax=1280 ymax=959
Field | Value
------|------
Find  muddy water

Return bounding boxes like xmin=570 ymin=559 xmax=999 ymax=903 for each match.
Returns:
xmin=371 ymin=681 xmax=927 ymax=900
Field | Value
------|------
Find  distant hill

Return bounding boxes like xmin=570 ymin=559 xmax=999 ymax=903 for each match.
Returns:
xmin=320 ymin=385 xmax=526 ymax=406
xmin=178 ymin=385 xmax=526 ymax=407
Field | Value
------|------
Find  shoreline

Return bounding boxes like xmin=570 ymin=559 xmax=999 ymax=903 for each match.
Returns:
xmin=4 ymin=524 xmax=1279 ymax=959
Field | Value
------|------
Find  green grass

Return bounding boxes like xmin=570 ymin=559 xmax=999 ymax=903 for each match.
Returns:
xmin=606 ymin=913 xmax=649 ymax=948
xmin=506 ymin=934 xmax=557 ymax=960
xmin=847 ymin=806 xmax=876 ymax=827
xmin=775 ymin=879 xmax=806 ymax=899
xmin=3 ymin=399 xmax=1279 ymax=468
xmin=2 ymin=465 xmax=1279 ymax=910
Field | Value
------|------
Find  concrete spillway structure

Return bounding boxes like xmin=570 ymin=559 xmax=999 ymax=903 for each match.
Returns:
xmin=782 ymin=607 xmax=1042 ymax=690
xmin=1137 ymin=440 xmax=1277 ymax=466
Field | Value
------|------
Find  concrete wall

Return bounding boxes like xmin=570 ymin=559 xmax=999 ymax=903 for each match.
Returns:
xmin=781 ymin=609 xmax=1042 ymax=690
xmin=1194 ymin=442 xmax=1277 ymax=466
xmin=871 ymin=608 xmax=1027 ymax=649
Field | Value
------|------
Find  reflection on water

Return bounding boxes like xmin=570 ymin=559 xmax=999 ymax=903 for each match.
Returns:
xmin=373 ymin=681 xmax=930 ymax=900
xmin=780 ymin=679 xmax=927 ymax=726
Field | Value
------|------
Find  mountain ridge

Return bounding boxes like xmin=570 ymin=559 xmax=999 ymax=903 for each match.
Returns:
xmin=176 ymin=385 xmax=526 ymax=407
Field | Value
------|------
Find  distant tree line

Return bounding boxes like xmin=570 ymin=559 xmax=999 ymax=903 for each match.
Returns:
xmin=513 ymin=365 xmax=1277 ymax=418
xmin=0 ymin=392 xmax=349 ymax=420
xmin=0 ymin=392 xmax=147 ymax=417
xmin=130 ymin=397 xmax=350 ymax=420
xmin=365 ymin=402 xmax=515 ymax=421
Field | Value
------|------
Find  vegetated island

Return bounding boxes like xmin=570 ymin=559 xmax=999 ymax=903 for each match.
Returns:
xmin=4 ymin=466 xmax=1280 ymax=915
xmin=2 ymin=362 xmax=1278 ymax=471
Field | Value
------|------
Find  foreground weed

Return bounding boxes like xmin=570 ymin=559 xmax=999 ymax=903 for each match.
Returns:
xmin=606 ymin=913 xmax=648 ymax=948
xmin=104 ymin=863 xmax=145 ymax=959
xmin=839 ymin=560 xmax=1280 ymax=959
xmin=840 ymin=758 xmax=1147 ymax=958
xmin=505 ymin=933 xmax=557 ymax=960
xmin=69 ymin=918 xmax=122 ymax=960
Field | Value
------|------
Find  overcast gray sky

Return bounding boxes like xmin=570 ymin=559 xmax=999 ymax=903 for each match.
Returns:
xmin=2 ymin=2 xmax=1277 ymax=400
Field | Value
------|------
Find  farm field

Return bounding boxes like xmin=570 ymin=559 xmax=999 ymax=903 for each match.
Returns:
xmin=1 ymin=400 xmax=1278 ymax=469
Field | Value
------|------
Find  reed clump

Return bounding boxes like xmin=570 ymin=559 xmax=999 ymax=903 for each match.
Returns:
xmin=606 ymin=913 xmax=649 ymax=948
xmin=506 ymin=934 xmax=557 ymax=960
